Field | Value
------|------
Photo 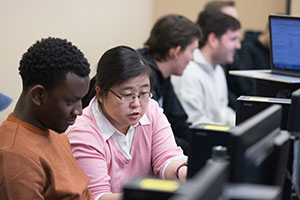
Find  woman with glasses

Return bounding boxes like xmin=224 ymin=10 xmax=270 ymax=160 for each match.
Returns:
xmin=66 ymin=46 xmax=187 ymax=200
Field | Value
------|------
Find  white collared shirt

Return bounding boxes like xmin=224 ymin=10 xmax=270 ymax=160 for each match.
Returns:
xmin=92 ymin=99 xmax=151 ymax=160
xmin=171 ymin=48 xmax=235 ymax=127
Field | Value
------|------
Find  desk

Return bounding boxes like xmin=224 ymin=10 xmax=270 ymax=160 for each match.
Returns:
xmin=229 ymin=70 xmax=300 ymax=98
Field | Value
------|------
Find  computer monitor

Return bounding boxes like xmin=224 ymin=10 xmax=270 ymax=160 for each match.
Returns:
xmin=229 ymin=104 xmax=290 ymax=186
xmin=170 ymin=159 xmax=229 ymax=200
xmin=269 ymin=14 xmax=300 ymax=77
xmin=287 ymin=88 xmax=300 ymax=132
xmin=285 ymin=88 xmax=300 ymax=199
xmin=236 ymin=95 xmax=291 ymax=129
xmin=187 ymin=125 xmax=231 ymax=178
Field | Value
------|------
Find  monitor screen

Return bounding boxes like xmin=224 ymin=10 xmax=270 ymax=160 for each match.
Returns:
xmin=170 ymin=160 xmax=229 ymax=200
xmin=287 ymin=88 xmax=300 ymax=132
xmin=229 ymin=104 xmax=290 ymax=186
xmin=285 ymin=88 xmax=300 ymax=198
xmin=270 ymin=15 xmax=300 ymax=73
xmin=187 ymin=125 xmax=230 ymax=178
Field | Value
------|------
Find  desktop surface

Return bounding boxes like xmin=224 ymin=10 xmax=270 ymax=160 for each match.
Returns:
xmin=229 ymin=70 xmax=300 ymax=84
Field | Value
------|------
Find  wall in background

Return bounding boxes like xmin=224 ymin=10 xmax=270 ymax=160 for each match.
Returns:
xmin=291 ymin=0 xmax=300 ymax=15
xmin=0 ymin=0 xmax=153 ymax=122
xmin=0 ymin=0 xmax=294 ymax=123
xmin=153 ymin=0 xmax=285 ymax=38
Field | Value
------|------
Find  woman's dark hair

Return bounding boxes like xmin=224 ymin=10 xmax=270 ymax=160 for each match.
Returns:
xmin=19 ymin=37 xmax=90 ymax=91
xmin=96 ymin=46 xmax=154 ymax=98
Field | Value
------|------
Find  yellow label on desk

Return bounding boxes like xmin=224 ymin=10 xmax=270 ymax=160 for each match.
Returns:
xmin=249 ymin=97 xmax=269 ymax=101
xmin=140 ymin=179 xmax=179 ymax=191
xmin=203 ymin=125 xmax=230 ymax=131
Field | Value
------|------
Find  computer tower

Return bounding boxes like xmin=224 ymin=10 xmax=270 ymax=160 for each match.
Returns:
xmin=236 ymin=96 xmax=291 ymax=130
xmin=187 ymin=125 xmax=231 ymax=178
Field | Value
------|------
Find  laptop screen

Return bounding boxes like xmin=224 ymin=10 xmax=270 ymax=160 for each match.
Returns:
xmin=270 ymin=14 xmax=300 ymax=75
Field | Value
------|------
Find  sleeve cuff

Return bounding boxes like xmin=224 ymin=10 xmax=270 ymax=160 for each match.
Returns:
xmin=162 ymin=155 xmax=187 ymax=179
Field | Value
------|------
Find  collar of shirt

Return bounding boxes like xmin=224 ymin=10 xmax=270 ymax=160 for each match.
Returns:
xmin=91 ymin=98 xmax=151 ymax=141
xmin=194 ymin=48 xmax=220 ymax=74
xmin=92 ymin=99 xmax=151 ymax=159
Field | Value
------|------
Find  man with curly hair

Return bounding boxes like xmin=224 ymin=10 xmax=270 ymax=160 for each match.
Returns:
xmin=0 ymin=37 xmax=93 ymax=199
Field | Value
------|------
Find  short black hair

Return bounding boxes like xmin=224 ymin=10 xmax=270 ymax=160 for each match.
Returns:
xmin=96 ymin=46 xmax=155 ymax=98
xmin=197 ymin=11 xmax=241 ymax=48
xmin=144 ymin=14 xmax=202 ymax=61
xmin=204 ymin=0 xmax=235 ymax=12
xmin=19 ymin=37 xmax=90 ymax=91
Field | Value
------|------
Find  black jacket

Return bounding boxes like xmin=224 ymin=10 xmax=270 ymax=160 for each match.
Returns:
xmin=138 ymin=48 xmax=190 ymax=153
xmin=225 ymin=31 xmax=270 ymax=109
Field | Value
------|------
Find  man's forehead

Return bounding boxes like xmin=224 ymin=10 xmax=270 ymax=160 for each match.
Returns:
xmin=222 ymin=29 xmax=240 ymax=38
xmin=50 ymin=73 xmax=89 ymax=94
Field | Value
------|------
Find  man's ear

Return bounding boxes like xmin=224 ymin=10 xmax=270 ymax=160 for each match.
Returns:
xmin=29 ymin=85 xmax=46 ymax=106
xmin=95 ymin=86 xmax=103 ymax=104
xmin=207 ymin=32 xmax=219 ymax=49
xmin=168 ymin=46 xmax=182 ymax=59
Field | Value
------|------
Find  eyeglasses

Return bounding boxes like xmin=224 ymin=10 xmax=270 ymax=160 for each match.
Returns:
xmin=109 ymin=89 xmax=153 ymax=103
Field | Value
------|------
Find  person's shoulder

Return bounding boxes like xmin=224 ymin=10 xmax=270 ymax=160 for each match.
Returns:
xmin=142 ymin=99 xmax=167 ymax=130
xmin=66 ymin=118 xmax=101 ymax=140
xmin=241 ymin=31 xmax=261 ymax=48
xmin=243 ymin=31 xmax=261 ymax=41
xmin=0 ymin=149 xmax=46 ymax=197
xmin=0 ymin=148 xmax=36 ymax=163
xmin=137 ymin=48 xmax=150 ymax=60
xmin=215 ymin=64 xmax=225 ymax=72
xmin=69 ymin=101 xmax=97 ymax=131
xmin=50 ymin=129 xmax=71 ymax=144
xmin=146 ymin=99 xmax=159 ymax=112
xmin=183 ymin=61 xmax=206 ymax=82
xmin=136 ymin=48 xmax=146 ymax=54
xmin=185 ymin=61 xmax=200 ymax=72
xmin=66 ymin=108 xmax=105 ymax=146
xmin=145 ymin=99 xmax=163 ymax=118
xmin=0 ymin=118 xmax=18 ymax=135
xmin=214 ymin=65 xmax=227 ymax=83
xmin=0 ymin=119 xmax=25 ymax=149
xmin=0 ymin=144 xmax=46 ymax=177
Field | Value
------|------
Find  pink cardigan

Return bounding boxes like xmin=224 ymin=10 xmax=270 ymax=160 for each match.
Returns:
xmin=66 ymin=98 xmax=185 ymax=197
